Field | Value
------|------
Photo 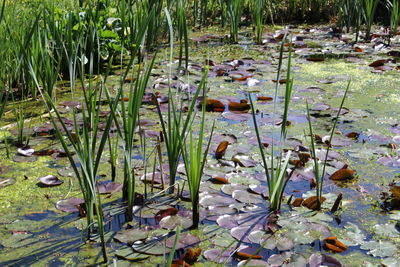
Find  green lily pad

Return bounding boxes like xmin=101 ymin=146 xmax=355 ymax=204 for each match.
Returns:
xmin=0 ymin=233 xmax=34 ymax=248
xmin=361 ymin=240 xmax=398 ymax=257
xmin=115 ymin=247 xmax=150 ymax=261
xmin=114 ymin=229 xmax=149 ymax=244
xmin=373 ymin=223 xmax=399 ymax=238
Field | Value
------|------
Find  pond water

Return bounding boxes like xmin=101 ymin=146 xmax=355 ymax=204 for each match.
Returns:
xmin=1 ymin=26 xmax=400 ymax=266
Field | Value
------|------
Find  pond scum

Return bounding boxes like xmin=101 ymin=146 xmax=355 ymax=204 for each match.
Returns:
xmin=1 ymin=0 xmax=400 ymax=266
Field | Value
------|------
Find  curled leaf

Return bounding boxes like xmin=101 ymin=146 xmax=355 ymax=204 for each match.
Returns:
xmin=215 ymin=141 xmax=229 ymax=159
xmin=329 ymin=169 xmax=355 ymax=181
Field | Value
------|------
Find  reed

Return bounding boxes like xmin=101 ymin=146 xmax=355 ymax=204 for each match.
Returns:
xmin=181 ymin=69 xmax=214 ymax=229
xmin=249 ymin=36 xmax=295 ymax=211
xmin=362 ymin=0 xmax=379 ymax=41
xmin=225 ymin=0 xmax=244 ymax=43
xmin=389 ymin=0 xmax=400 ymax=43
xmin=109 ymin=57 xmax=156 ymax=219
xmin=176 ymin=0 xmax=189 ymax=71
xmin=251 ymin=0 xmax=265 ymax=44
xmin=32 ymin=59 xmax=115 ymax=263
xmin=306 ymin=81 xmax=350 ymax=210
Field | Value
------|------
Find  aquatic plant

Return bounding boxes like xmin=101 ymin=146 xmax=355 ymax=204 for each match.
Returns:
xmin=251 ymin=0 xmax=265 ymax=44
xmin=155 ymin=9 xmax=204 ymax=195
xmin=306 ymin=81 xmax=350 ymax=210
xmin=249 ymin=37 xmax=294 ymax=211
xmin=112 ymin=58 xmax=156 ymax=219
xmin=181 ymin=70 xmax=214 ymax=229
xmin=0 ymin=90 xmax=7 ymax=121
xmin=225 ymin=0 xmax=244 ymax=43
xmin=176 ymin=0 xmax=189 ymax=71
xmin=13 ymin=106 xmax=30 ymax=147
xmin=108 ymin=135 xmax=119 ymax=182
xmin=389 ymin=0 xmax=400 ymax=43
xmin=362 ymin=0 xmax=379 ymax=41
xmin=34 ymin=62 xmax=115 ymax=263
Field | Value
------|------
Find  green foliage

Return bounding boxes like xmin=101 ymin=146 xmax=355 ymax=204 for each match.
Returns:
xmin=225 ymin=0 xmax=244 ymax=43
xmin=306 ymin=81 xmax=350 ymax=209
xmin=362 ymin=0 xmax=379 ymax=41
xmin=181 ymin=69 xmax=214 ymax=229
xmin=249 ymin=36 xmax=294 ymax=211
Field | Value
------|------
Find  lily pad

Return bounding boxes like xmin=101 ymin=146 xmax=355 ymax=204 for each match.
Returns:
xmin=38 ymin=175 xmax=63 ymax=187
xmin=55 ymin=198 xmax=84 ymax=213
xmin=166 ymin=233 xmax=200 ymax=249
xmin=114 ymin=229 xmax=149 ymax=244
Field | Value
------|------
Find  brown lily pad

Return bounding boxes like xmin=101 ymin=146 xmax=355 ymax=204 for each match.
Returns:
xmin=215 ymin=141 xmax=229 ymax=159
xmin=303 ymin=196 xmax=326 ymax=210
xmin=228 ymin=102 xmax=250 ymax=112
xmin=323 ymin=236 xmax=347 ymax=253
xmin=198 ymin=99 xmax=225 ymax=112
xmin=329 ymin=169 xmax=355 ymax=181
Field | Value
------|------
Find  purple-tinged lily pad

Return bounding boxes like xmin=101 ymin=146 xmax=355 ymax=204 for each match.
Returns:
xmin=238 ymin=259 xmax=269 ymax=266
xmin=232 ymin=154 xmax=258 ymax=168
xmin=140 ymin=172 xmax=168 ymax=187
xmin=56 ymin=198 xmax=84 ymax=213
xmin=96 ymin=181 xmax=122 ymax=194
xmin=166 ymin=233 xmax=200 ymax=249
xmin=200 ymin=193 xmax=237 ymax=207
xmin=159 ymin=215 xmax=192 ymax=230
xmin=308 ymin=253 xmax=342 ymax=267
xmin=377 ymin=156 xmax=400 ymax=167
xmin=38 ymin=175 xmax=63 ymax=187
xmin=203 ymin=248 xmax=233 ymax=263
xmin=222 ymin=112 xmax=251 ymax=122
xmin=232 ymin=190 xmax=262 ymax=204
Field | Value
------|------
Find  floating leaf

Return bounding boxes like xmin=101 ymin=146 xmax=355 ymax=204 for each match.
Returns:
xmin=0 ymin=177 xmax=16 ymax=189
xmin=232 ymin=154 xmax=258 ymax=167
xmin=361 ymin=240 xmax=398 ymax=257
xmin=115 ymin=247 xmax=149 ymax=261
xmin=0 ymin=232 xmax=34 ymax=248
xmin=232 ymin=190 xmax=262 ymax=204
xmin=114 ymin=229 xmax=148 ymax=245
xmin=198 ymin=99 xmax=225 ymax=112
xmin=96 ymin=181 xmax=122 ymax=194
xmin=166 ymin=233 xmax=200 ymax=250
xmin=215 ymin=141 xmax=229 ymax=159
xmin=238 ymin=259 xmax=269 ymax=266
xmin=132 ymin=239 xmax=170 ymax=255
xmin=203 ymin=249 xmax=233 ymax=263
xmin=390 ymin=185 xmax=400 ymax=200
xmin=235 ymin=245 xmax=262 ymax=260
xmin=323 ymin=237 xmax=347 ymax=253
xmin=159 ymin=215 xmax=192 ymax=230
xmin=329 ymin=169 xmax=355 ymax=181
xmin=38 ymin=175 xmax=63 ymax=187
xmin=373 ymin=223 xmax=399 ymax=238
xmin=55 ymin=198 xmax=84 ymax=213
xmin=308 ymin=254 xmax=342 ymax=267
xmin=17 ymin=147 xmax=34 ymax=157
xmin=228 ymin=102 xmax=250 ymax=112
